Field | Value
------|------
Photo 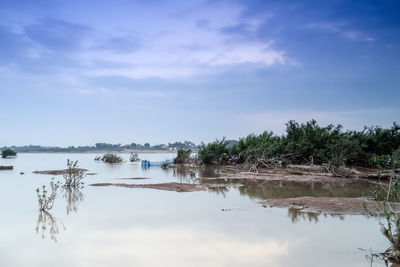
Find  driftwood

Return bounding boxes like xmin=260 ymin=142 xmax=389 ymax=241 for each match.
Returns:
xmin=0 ymin=165 xmax=13 ymax=170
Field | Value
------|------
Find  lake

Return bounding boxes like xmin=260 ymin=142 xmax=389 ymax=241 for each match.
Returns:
xmin=0 ymin=153 xmax=390 ymax=267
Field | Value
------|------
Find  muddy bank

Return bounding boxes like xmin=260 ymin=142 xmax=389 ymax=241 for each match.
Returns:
xmin=207 ymin=163 xmax=392 ymax=180
xmin=199 ymin=171 xmax=377 ymax=185
xmin=116 ymin=177 xmax=151 ymax=180
xmin=90 ymin=182 xmax=230 ymax=193
xmin=260 ymin=197 xmax=400 ymax=215
xmin=33 ymin=168 xmax=88 ymax=175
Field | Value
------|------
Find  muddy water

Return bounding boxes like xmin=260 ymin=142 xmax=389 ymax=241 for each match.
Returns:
xmin=0 ymin=153 xmax=391 ymax=267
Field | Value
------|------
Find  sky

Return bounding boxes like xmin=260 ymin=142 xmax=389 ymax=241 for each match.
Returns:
xmin=0 ymin=0 xmax=399 ymax=146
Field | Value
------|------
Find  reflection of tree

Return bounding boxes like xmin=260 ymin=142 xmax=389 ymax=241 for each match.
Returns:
xmin=172 ymin=167 xmax=197 ymax=182
xmin=63 ymin=187 xmax=84 ymax=215
xmin=168 ymin=166 xmax=222 ymax=182
xmin=207 ymin=186 xmax=229 ymax=198
xmin=36 ymin=209 xmax=65 ymax=242
xmin=287 ymin=208 xmax=345 ymax=223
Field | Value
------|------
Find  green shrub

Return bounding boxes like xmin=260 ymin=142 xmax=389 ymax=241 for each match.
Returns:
xmin=1 ymin=149 xmax=17 ymax=158
xmin=198 ymin=120 xmax=400 ymax=168
xmin=100 ymin=153 xmax=123 ymax=163
xmin=174 ymin=149 xmax=192 ymax=164
xmin=198 ymin=139 xmax=230 ymax=165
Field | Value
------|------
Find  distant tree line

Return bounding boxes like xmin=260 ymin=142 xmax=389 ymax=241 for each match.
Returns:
xmin=0 ymin=141 xmax=199 ymax=153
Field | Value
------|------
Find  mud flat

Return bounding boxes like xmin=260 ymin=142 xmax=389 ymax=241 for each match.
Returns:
xmin=259 ymin=196 xmax=400 ymax=215
xmin=33 ymin=168 xmax=88 ymax=175
xmin=116 ymin=177 xmax=151 ymax=180
xmin=90 ymin=182 xmax=231 ymax=193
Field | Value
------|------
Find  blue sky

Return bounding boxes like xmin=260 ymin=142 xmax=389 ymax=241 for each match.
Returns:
xmin=0 ymin=0 xmax=399 ymax=146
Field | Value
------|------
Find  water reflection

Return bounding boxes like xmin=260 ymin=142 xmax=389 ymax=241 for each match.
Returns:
xmin=35 ymin=178 xmax=85 ymax=241
xmin=36 ymin=209 xmax=65 ymax=242
xmin=167 ymin=166 xmax=221 ymax=182
xmin=287 ymin=208 xmax=345 ymax=223
xmin=63 ymin=187 xmax=84 ymax=215
xmin=197 ymin=176 xmax=376 ymax=200
xmin=206 ymin=186 xmax=230 ymax=197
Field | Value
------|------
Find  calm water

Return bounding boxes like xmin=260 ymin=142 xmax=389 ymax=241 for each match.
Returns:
xmin=0 ymin=153 xmax=391 ymax=267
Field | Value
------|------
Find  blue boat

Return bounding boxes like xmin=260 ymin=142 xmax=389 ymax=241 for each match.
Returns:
xmin=141 ymin=160 xmax=172 ymax=167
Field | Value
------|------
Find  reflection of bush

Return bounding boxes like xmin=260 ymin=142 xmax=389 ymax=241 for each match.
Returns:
xmin=35 ymin=160 xmax=86 ymax=242
xmin=36 ymin=210 xmax=65 ymax=242
xmin=36 ymin=179 xmax=64 ymax=242
xmin=287 ymin=209 xmax=344 ymax=224
xmin=64 ymin=187 xmax=84 ymax=215
xmin=207 ymin=186 xmax=229 ymax=198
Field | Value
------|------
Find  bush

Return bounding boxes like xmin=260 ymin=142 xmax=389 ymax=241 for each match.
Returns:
xmin=198 ymin=139 xmax=230 ymax=165
xmin=63 ymin=160 xmax=85 ymax=188
xmin=101 ymin=153 xmax=123 ymax=163
xmin=174 ymin=149 xmax=192 ymax=164
xmin=198 ymin=120 xmax=400 ymax=168
xmin=1 ymin=149 xmax=17 ymax=158
xmin=129 ymin=153 xmax=140 ymax=162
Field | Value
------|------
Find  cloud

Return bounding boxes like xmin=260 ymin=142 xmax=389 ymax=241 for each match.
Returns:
xmin=94 ymin=36 xmax=141 ymax=53
xmin=24 ymin=18 xmax=92 ymax=51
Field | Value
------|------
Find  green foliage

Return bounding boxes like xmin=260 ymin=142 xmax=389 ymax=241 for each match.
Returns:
xmin=231 ymin=131 xmax=283 ymax=165
xmin=100 ymin=153 xmax=123 ymax=163
xmin=174 ymin=149 xmax=192 ymax=164
xmin=198 ymin=120 xmax=400 ymax=167
xmin=198 ymin=139 xmax=230 ymax=165
xmin=36 ymin=178 xmax=61 ymax=211
xmin=63 ymin=160 xmax=85 ymax=188
xmin=1 ymin=148 xmax=17 ymax=158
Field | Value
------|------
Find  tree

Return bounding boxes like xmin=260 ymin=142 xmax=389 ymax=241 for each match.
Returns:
xmin=1 ymin=149 xmax=17 ymax=158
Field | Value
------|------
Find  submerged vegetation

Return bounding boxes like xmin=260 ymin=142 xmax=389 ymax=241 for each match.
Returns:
xmin=129 ymin=152 xmax=140 ymax=162
xmin=37 ymin=178 xmax=60 ymax=212
xmin=198 ymin=120 xmax=400 ymax=171
xmin=174 ymin=149 xmax=192 ymax=164
xmin=63 ymin=160 xmax=85 ymax=188
xmin=1 ymin=148 xmax=17 ymax=158
xmin=96 ymin=153 xmax=124 ymax=163
xmin=35 ymin=160 xmax=86 ymax=241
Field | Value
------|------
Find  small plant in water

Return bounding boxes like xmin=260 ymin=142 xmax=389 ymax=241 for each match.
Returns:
xmin=63 ymin=159 xmax=85 ymax=188
xmin=37 ymin=178 xmax=60 ymax=211
xmin=100 ymin=153 xmax=124 ymax=163
xmin=36 ymin=178 xmax=64 ymax=241
xmin=130 ymin=152 xmax=140 ymax=162
xmin=1 ymin=148 xmax=17 ymax=158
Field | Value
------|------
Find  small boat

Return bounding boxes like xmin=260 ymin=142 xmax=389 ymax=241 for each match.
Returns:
xmin=141 ymin=160 xmax=172 ymax=167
